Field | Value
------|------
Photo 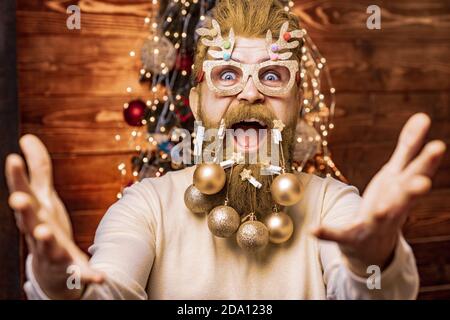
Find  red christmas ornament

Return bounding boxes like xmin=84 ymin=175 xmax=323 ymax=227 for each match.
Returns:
xmin=182 ymin=96 xmax=190 ymax=107
xmin=123 ymin=99 xmax=146 ymax=126
xmin=175 ymin=53 xmax=193 ymax=72
xmin=283 ymin=32 xmax=291 ymax=41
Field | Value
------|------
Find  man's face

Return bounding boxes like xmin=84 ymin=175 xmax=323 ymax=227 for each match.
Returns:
xmin=191 ymin=37 xmax=302 ymax=216
xmin=195 ymin=37 xmax=302 ymax=155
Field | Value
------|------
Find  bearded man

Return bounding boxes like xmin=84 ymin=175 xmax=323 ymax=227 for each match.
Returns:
xmin=5 ymin=0 xmax=446 ymax=300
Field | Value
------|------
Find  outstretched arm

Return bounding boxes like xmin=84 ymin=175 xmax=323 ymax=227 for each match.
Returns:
xmin=314 ymin=113 xmax=446 ymax=298
xmin=5 ymin=135 xmax=104 ymax=299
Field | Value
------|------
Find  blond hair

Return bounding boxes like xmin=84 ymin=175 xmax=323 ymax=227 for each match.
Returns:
xmin=193 ymin=0 xmax=302 ymax=81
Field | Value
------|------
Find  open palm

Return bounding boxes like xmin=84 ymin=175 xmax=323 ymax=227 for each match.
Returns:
xmin=5 ymin=135 xmax=104 ymax=299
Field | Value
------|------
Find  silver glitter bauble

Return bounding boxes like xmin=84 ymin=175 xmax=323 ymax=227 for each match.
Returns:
xmin=236 ymin=220 xmax=269 ymax=252
xmin=184 ymin=184 xmax=225 ymax=215
xmin=141 ymin=35 xmax=176 ymax=74
xmin=207 ymin=205 xmax=240 ymax=238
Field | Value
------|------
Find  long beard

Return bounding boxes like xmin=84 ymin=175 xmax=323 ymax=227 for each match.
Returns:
xmin=198 ymin=101 xmax=297 ymax=217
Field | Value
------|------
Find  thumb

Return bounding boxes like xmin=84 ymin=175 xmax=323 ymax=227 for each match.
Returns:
xmin=19 ymin=134 xmax=54 ymax=193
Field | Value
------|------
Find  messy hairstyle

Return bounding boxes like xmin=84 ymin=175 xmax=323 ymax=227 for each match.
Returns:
xmin=192 ymin=0 xmax=303 ymax=82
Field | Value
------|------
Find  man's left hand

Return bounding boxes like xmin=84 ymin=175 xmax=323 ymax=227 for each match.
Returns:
xmin=313 ymin=113 xmax=446 ymax=276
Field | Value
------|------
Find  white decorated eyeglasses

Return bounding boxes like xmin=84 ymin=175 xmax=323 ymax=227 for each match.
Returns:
xmin=202 ymin=59 xmax=299 ymax=97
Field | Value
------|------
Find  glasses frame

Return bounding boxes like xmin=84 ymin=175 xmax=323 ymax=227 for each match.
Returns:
xmin=202 ymin=59 xmax=299 ymax=97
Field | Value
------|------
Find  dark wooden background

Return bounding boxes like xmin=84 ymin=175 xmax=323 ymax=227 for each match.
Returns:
xmin=0 ymin=0 xmax=21 ymax=300
xmin=14 ymin=0 xmax=450 ymax=299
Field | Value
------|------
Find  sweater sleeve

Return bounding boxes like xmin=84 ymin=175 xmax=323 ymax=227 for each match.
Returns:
xmin=318 ymin=177 xmax=419 ymax=300
xmin=24 ymin=180 xmax=160 ymax=300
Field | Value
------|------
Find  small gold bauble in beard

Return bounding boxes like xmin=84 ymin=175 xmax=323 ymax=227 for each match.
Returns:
xmin=270 ymin=173 xmax=302 ymax=206
xmin=263 ymin=209 xmax=294 ymax=244
xmin=192 ymin=119 xmax=227 ymax=195
xmin=184 ymin=184 xmax=225 ymax=214
xmin=207 ymin=163 xmax=241 ymax=238
xmin=207 ymin=205 xmax=240 ymax=238
xmin=237 ymin=214 xmax=269 ymax=252
xmin=236 ymin=176 xmax=269 ymax=252
xmin=270 ymin=119 xmax=303 ymax=207
xmin=193 ymin=163 xmax=226 ymax=195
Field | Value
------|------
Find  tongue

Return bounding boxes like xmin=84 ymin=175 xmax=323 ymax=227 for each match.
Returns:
xmin=234 ymin=125 xmax=261 ymax=150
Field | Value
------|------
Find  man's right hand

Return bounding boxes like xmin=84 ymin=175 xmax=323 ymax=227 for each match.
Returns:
xmin=5 ymin=134 xmax=104 ymax=299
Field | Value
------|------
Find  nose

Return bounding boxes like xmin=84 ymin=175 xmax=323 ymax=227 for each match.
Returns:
xmin=236 ymin=77 xmax=265 ymax=104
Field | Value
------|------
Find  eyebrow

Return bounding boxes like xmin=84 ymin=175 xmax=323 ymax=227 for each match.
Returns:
xmin=231 ymin=56 xmax=270 ymax=64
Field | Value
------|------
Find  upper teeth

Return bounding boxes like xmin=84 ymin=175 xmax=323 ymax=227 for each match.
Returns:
xmin=243 ymin=118 xmax=266 ymax=126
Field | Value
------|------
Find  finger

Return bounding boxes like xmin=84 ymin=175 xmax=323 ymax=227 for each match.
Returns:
xmin=405 ymin=175 xmax=432 ymax=196
xmin=79 ymin=264 xmax=105 ymax=285
xmin=311 ymin=226 xmax=353 ymax=245
xmin=69 ymin=250 xmax=105 ymax=285
xmin=19 ymin=134 xmax=53 ymax=192
xmin=8 ymin=191 xmax=41 ymax=234
xmin=5 ymin=154 xmax=33 ymax=194
xmin=387 ymin=113 xmax=431 ymax=172
xmin=403 ymin=140 xmax=446 ymax=178
xmin=34 ymin=224 xmax=70 ymax=263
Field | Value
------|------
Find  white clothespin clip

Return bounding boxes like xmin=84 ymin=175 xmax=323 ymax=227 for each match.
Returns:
xmin=240 ymin=169 xmax=262 ymax=189
xmin=220 ymin=152 xmax=243 ymax=169
xmin=194 ymin=125 xmax=205 ymax=157
xmin=261 ymin=164 xmax=282 ymax=175
xmin=272 ymin=120 xmax=285 ymax=145
xmin=217 ymin=119 xmax=226 ymax=141
xmin=220 ymin=159 xmax=234 ymax=169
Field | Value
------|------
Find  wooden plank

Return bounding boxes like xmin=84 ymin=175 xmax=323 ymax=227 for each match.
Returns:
xmin=16 ymin=36 xmax=143 ymax=75
xmin=17 ymin=0 xmax=157 ymax=36
xmin=17 ymin=1 xmax=450 ymax=41
xmin=330 ymin=91 xmax=449 ymax=145
xmin=410 ymin=239 xmax=450 ymax=288
xmin=51 ymin=152 xmax=134 ymax=187
xmin=21 ymin=125 xmax=138 ymax=154
xmin=70 ymin=210 xmax=105 ymax=243
xmin=17 ymin=70 xmax=152 ymax=97
xmin=16 ymin=10 xmax=148 ymax=37
xmin=404 ymin=189 xmax=450 ymax=240
xmin=58 ymin=183 xmax=122 ymax=212
xmin=19 ymin=94 xmax=160 ymax=154
xmin=292 ymin=0 xmax=450 ymax=41
xmin=331 ymin=141 xmax=450 ymax=191
xmin=418 ymin=285 xmax=450 ymax=300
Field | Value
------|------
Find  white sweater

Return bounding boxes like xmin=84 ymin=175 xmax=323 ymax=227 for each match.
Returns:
xmin=25 ymin=166 xmax=419 ymax=299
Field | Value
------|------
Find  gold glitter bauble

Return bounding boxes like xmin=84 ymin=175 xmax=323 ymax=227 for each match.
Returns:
xmin=193 ymin=163 xmax=226 ymax=195
xmin=236 ymin=220 xmax=269 ymax=252
xmin=270 ymin=173 xmax=302 ymax=206
xmin=263 ymin=211 xmax=294 ymax=244
xmin=184 ymin=184 xmax=225 ymax=215
xmin=207 ymin=205 xmax=241 ymax=238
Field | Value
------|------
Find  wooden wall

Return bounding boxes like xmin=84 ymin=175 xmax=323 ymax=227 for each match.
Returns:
xmin=16 ymin=0 xmax=450 ymax=299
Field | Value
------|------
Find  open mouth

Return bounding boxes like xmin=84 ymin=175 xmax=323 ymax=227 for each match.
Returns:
xmin=231 ymin=118 xmax=268 ymax=131
xmin=230 ymin=118 xmax=269 ymax=152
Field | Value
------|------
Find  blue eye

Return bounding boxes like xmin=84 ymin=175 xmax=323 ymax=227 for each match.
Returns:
xmin=220 ymin=71 xmax=237 ymax=81
xmin=263 ymin=72 xmax=280 ymax=81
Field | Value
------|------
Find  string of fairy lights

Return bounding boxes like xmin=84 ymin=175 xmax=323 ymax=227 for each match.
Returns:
xmin=115 ymin=0 xmax=344 ymax=199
